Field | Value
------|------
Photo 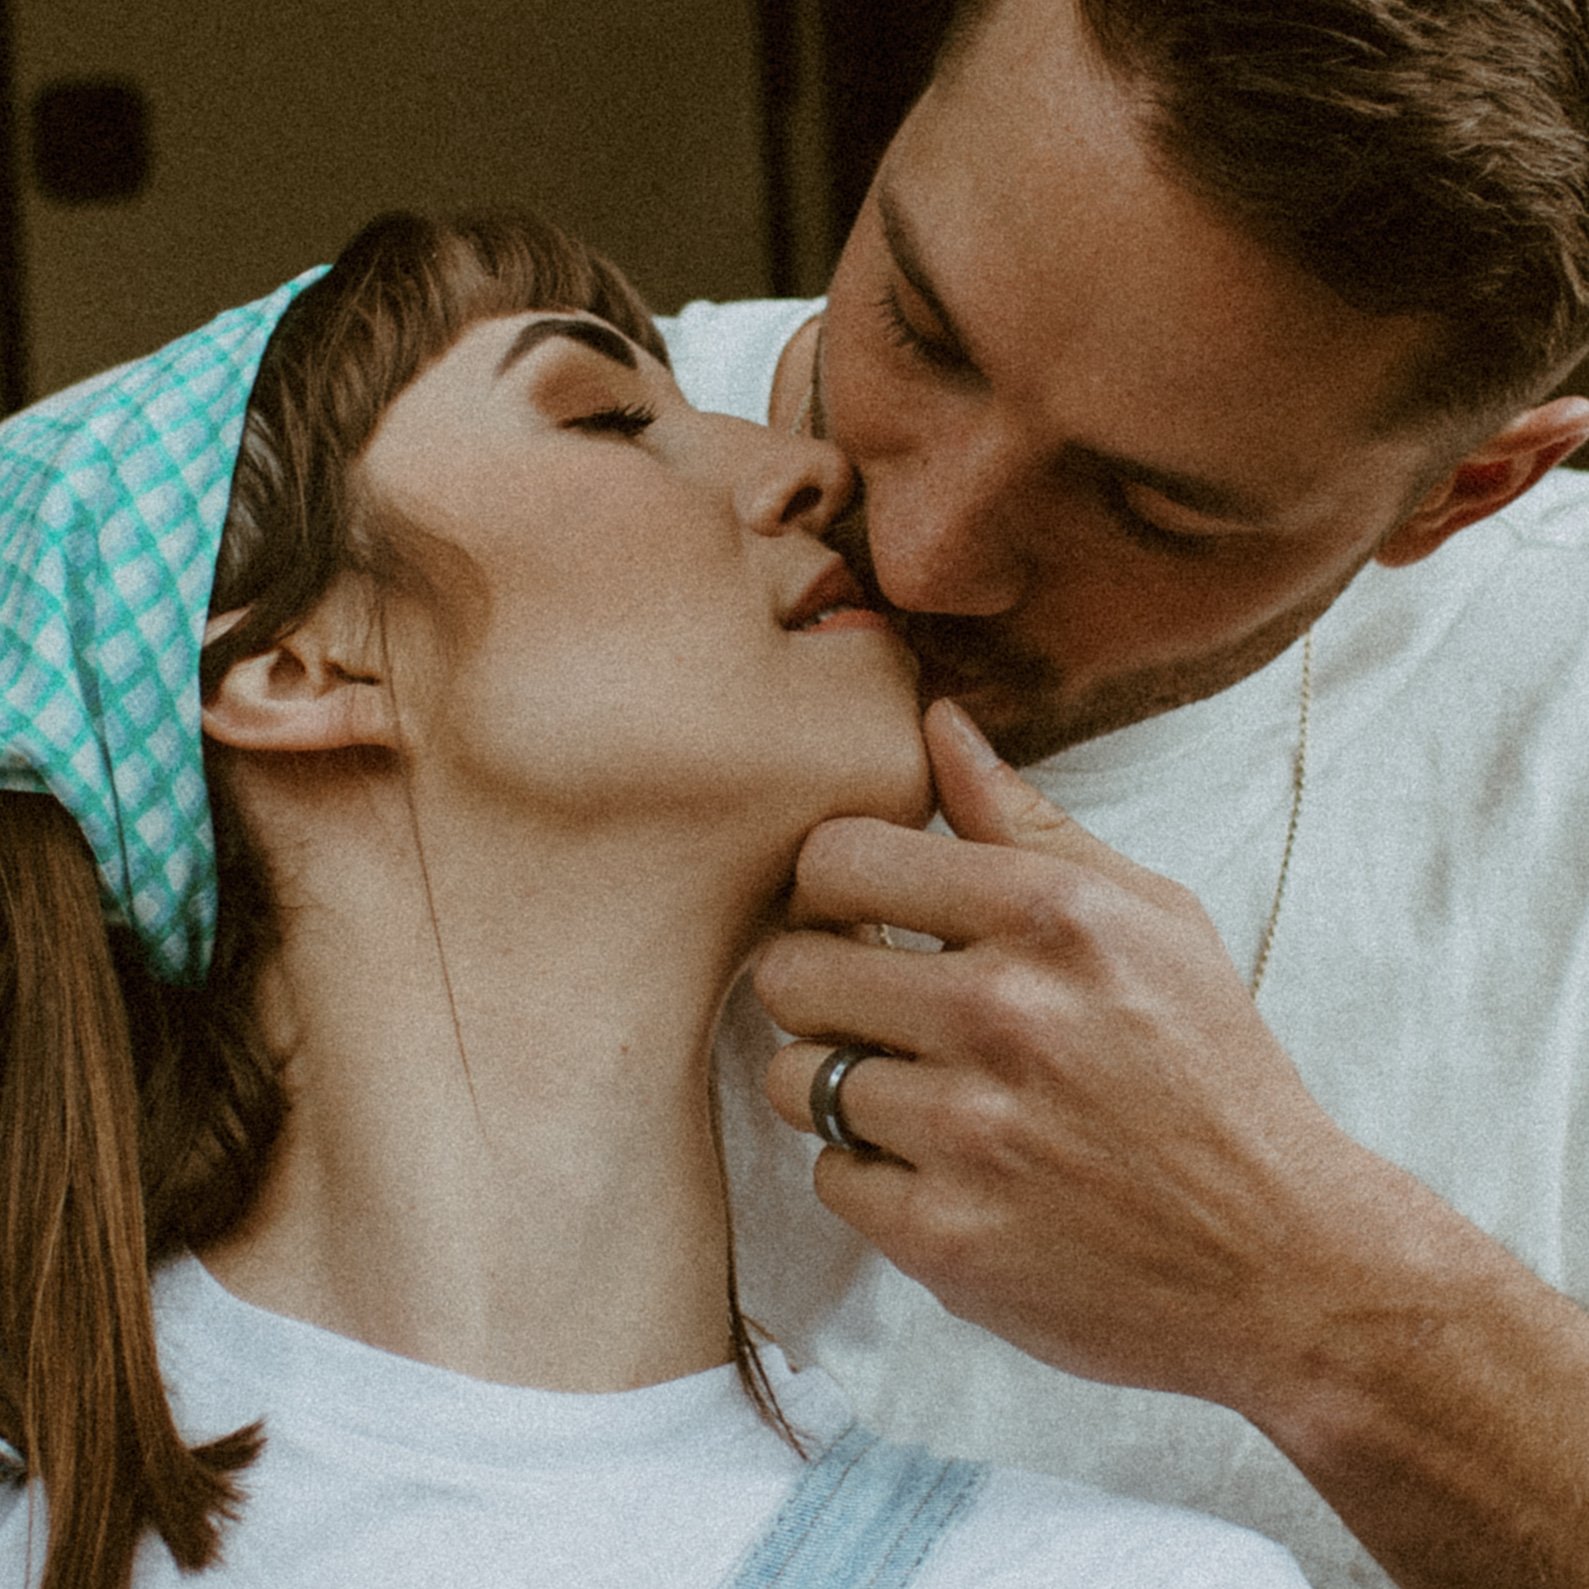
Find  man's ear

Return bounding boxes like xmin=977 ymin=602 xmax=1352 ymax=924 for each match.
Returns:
xmin=202 ymin=597 xmax=402 ymax=753
xmin=1377 ymin=395 xmax=1589 ymax=568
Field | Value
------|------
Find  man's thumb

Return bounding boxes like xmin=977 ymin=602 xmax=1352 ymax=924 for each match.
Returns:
xmin=924 ymin=699 xmax=1080 ymax=853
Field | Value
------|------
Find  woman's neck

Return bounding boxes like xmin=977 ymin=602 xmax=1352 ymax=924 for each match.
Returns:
xmin=202 ymin=807 xmax=782 ymax=1393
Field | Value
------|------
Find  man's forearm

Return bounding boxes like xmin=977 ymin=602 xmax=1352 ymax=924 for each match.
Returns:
xmin=1241 ymin=1151 xmax=1589 ymax=1589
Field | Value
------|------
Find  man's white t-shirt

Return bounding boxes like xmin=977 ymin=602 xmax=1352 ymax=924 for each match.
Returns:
xmin=663 ymin=297 xmax=1589 ymax=1589
xmin=0 ymin=1257 xmax=1304 ymax=1586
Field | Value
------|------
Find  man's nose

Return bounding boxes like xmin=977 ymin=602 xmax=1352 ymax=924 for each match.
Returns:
xmin=735 ymin=429 xmax=856 ymax=541
xmin=866 ymin=466 xmax=1029 ymax=617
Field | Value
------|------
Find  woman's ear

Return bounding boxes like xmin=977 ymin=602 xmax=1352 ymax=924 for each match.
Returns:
xmin=202 ymin=595 xmax=403 ymax=753
xmin=1377 ymin=395 xmax=1589 ymax=568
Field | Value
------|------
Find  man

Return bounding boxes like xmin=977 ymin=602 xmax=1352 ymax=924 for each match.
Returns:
xmin=660 ymin=2 xmax=1589 ymax=1584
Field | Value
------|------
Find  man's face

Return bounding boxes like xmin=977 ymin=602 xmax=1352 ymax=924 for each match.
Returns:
xmin=818 ymin=0 xmax=1444 ymax=764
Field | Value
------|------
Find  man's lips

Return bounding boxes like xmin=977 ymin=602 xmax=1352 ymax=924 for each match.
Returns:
xmin=819 ymin=495 xmax=1055 ymax=689
xmin=902 ymin=612 xmax=1057 ymax=698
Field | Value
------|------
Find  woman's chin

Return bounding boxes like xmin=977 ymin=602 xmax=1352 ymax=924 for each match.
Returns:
xmin=877 ymin=735 xmax=935 ymax=830
xmin=819 ymin=718 xmax=933 ymax=832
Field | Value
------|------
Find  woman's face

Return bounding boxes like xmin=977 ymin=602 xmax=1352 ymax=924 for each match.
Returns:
xmin=358 ymin=312 xmax=930 ymax=838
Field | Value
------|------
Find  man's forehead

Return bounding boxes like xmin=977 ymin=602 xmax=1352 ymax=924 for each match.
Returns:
xmin=919 ymin=0 xmax=1449 ymax=438
xmin=882 ymin=60 xmax=1438 ymax=518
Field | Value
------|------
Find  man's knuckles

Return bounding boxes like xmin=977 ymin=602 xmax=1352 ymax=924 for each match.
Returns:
xmin=932 ymin=952 xmax=1079 ymax=1068
xmin=931 ymin=1075 xmax=1035 ymax=1175
xmin=853 ymin=1171 xmax=995 ymax=1292
xmin=938 ymin=848 xmax=1135 ymax=954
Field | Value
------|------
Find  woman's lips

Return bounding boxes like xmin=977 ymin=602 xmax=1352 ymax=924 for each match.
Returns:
xmin=796 ymin=605 xmax=895 ymax=634
xmin=783 ymin=557 xmax=891 ymax=633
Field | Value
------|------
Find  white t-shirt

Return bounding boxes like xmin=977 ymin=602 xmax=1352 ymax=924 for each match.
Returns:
xmin=663 ymin=297 xmax=1589 ymax=1589
xmin=0 ymin=1257 xmax=1303 ymax=1587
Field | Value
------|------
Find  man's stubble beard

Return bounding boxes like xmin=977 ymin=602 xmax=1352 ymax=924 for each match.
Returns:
xmin=811 ymin=349 xmax=1366 ymax=767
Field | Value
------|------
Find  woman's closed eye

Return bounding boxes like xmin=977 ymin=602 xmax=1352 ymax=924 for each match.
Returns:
xmin=565 ymin=402 xmax=658 ymax=440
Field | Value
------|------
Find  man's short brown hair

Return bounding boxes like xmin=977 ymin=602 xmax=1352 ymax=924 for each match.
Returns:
xmin=941 ymin=0 xmax=1589 ymax=426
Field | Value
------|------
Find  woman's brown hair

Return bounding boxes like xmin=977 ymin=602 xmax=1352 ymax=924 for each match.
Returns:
xmin=0 ymin=210 xmax=682 ymax=1589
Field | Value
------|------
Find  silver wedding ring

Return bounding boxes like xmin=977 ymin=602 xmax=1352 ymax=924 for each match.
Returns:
xmin=809 ymin=1043 xmax=886 ymax=1154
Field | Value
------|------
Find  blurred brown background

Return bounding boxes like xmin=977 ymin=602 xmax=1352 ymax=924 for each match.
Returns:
xmin=0 ymin=0 xmax=951 ymax=407
xmin=0 ymin=0 xmax=1581 ymax=455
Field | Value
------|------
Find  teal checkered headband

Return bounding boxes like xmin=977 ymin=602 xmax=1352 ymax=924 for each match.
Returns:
xmin=0 ymin=266 xmax=329 ymax=985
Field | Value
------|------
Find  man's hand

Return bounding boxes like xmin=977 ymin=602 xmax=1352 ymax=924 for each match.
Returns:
xmin=757 ymin=699 xmax=1589 ymax=1589
xmin=759 ymin=697 xmax=1361 ymax=1405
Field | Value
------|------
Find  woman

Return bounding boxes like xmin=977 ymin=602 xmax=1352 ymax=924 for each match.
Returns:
xmin=0 ymin=211 xmax=1306 ymax=1587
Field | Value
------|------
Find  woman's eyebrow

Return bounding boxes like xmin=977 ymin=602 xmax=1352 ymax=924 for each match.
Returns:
xmin=495 ymin=317 xmax=638 ymax=378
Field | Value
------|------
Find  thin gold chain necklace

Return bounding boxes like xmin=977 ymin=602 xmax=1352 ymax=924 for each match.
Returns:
xmin=1249 ymin=628 xmax=1312 ymax=1000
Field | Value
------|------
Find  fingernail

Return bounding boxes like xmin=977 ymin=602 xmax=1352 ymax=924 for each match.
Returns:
xmin=939 ymin=698 xmax=1004 ymax=771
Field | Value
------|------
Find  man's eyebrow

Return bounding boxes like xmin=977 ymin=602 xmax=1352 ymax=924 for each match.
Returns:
xmin=495 ymin=317 xmax=638 ymax=378
xmin=1065 ymin=442 xmax=1275 ymax=525
xmin=876 ymin=181 xmax=980 ymax=369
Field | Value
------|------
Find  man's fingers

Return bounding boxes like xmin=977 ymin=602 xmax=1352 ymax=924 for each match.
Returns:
xmin=925 ymin=699 xmax=1152 ymax=886
xmin=763 ymin=1039 xmax=821 ymax=1132
xmin=809 ymin=1144 xmax=919 ymax=1246
xmin=766 ymin=1039 xmax=936 ymax=1163
xmin=785 ymin=705 xmax=1171 ymax=942
xmin=788 ymin=819 xmax=1091 ymax=945
xmin=754 ymin=930 xmax=991 ymax=1057
xmin=767 ymin=1042 xmax=999 ymax=1292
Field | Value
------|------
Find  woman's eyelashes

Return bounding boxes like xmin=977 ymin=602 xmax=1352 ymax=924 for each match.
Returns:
xmin=564 ymin=402 xmax=658 ymax=440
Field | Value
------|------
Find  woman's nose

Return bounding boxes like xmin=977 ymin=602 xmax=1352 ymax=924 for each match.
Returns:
xmin=734 ymin=429 xmax=855 ymax=541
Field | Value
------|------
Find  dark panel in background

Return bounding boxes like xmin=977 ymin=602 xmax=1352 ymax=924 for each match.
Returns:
xmin=0 ymin=0 xmax=28 ymax=415
xmin=32 ymin=77 xmax=151 ymax=204
xmin=815 ymin=0 xmax=956 ymax=271
xmin=758 ymin=0 xmax=955 ymax=296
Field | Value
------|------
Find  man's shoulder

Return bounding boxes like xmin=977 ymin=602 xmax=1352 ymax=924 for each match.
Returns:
xmin=1446 ymin=464 xmax=1589 ymax=676
xmin=657 ymin=297 xmax=824 ymax=422
xmin=1333 ymin=465 xmax=1589 ymax=700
